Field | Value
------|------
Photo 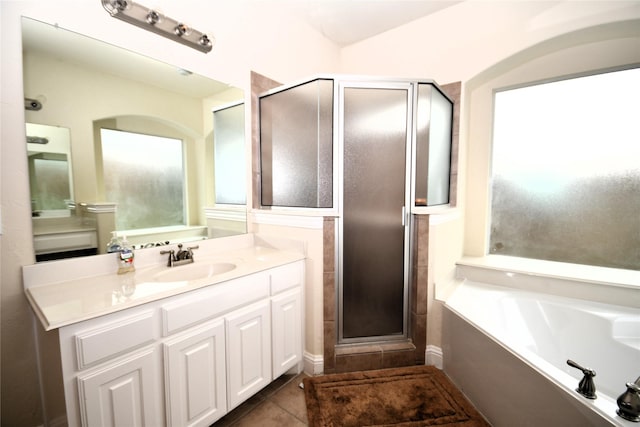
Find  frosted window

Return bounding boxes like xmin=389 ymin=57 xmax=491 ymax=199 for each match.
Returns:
xmin=415 ymin=84 xmax=453 ymax=206
xmin=30 ymin=155 xmax=71 ymax=211
xmin=491 ymin=67 xmax=640 ymax=270
xmin=260 ymin=79 xmax=333 ymax=208
xmin=214 ymin=103 xmax=246 ymax=205
xmin=101 ymin=128 xmax=185 ymax=230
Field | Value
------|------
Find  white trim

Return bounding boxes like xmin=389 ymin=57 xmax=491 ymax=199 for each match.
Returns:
xmin=250 ymin=212 xmax=324 ymax=230
xmin=80 ymin=202 xmax=117 ymax=213
xmin=428 ymin=208 xmax=462 ymax=225
xmin=303 ymin=351 xmax=324 ymax=375
xmin=426 ymin=345 xmax=443 ymax=369
xmin=204 ymin=206 xmax=246 ymax=222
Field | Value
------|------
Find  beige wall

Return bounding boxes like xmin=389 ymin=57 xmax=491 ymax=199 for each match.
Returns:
xmin=2 ymin=1 xmax=639 ymax=425
xmin=251 ymin=222 xmax=325 ymax=360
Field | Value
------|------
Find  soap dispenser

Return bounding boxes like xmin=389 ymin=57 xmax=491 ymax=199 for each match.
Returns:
xmin=117 ymin=235 xmax=135 ymax=274
xmin=106 ymin=231 xmax=122 ymax=253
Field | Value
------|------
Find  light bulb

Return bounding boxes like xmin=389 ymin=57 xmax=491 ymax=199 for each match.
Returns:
xmin=198 ymin=34 xmax=214 ymax=48
xmin=174 ymin=23 xmax=192 ymax=37
xmin=146 ymin=10 xmax=163 ymax=25
xmin=113 ymin=0 xmax=131 ymax=12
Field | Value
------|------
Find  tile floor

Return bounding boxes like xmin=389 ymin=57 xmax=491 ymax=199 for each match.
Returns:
xmin=213 ymin=373 xmax=310 ymax=426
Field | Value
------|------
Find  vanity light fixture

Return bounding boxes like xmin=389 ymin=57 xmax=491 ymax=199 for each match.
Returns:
xmin=101 ymin=0 xmax=214 ymax=53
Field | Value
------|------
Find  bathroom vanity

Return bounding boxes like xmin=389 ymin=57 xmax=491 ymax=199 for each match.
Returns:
xmin=23 ymin=234 xmax=305 ymax=427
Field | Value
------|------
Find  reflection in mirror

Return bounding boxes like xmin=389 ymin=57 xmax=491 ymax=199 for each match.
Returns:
xmin=214 ymin=102 xmax=246 ymax=205
xmin=27 ymin=123 xmax=74 ymax=216
xmin=100 ymin=128 xmax=185 ymax=230
xmin=209 ymin=102 xmax=247 ymax=238
xmin=21 ymin=17 xmax=246 ymax=261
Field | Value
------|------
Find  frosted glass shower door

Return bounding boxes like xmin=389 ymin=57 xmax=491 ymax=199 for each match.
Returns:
xmin=340 ymin=84 xmax=410 ymax=341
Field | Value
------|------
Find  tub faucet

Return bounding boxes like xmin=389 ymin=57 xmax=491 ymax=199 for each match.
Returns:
xmin=567 ymin=359 xmax=597 ymax=399
xmin=616 ymin=376 xmax=640 ymax=422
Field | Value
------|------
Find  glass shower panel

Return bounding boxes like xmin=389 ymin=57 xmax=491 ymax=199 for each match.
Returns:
xmin=342 ymin=87 xmax=408 ymax=340
xmin=214 ymin=103 xmax=246 ymax=205
xmin=260 ymin=79 xmax=333 ymax=208
xmin=415 ymin=84 xmax=453 ymax=206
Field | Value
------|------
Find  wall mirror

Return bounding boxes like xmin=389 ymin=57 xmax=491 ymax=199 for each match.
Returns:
xmin=22 ymin=17 xmax=246 ymax=261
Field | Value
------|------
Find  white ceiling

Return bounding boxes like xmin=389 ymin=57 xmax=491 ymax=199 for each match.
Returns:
xmin=287 ymin=0 xmax=463 ymax=46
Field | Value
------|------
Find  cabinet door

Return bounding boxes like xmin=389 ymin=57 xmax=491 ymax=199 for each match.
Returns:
xmin=77 ymin=347 xmax=162 ymax=427
xmin=164 ymin=319 xmax=227 ymax=427
xmin=226 ymin=300 xmax=271 ymax=410
xmin=271 ymin=288 xmax=302 ymax=378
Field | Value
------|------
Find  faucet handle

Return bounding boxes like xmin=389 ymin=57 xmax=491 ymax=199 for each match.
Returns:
xmin=617 ymin=376 xmax=640 ymax=422
xmin=567 ymin=359 xmax=597 ymax=399
xmin=186 ymin=245 xmax=199 ymax=251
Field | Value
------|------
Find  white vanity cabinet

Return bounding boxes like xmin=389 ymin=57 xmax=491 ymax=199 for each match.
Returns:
xmin=163 ymin=319 xmax=227 ymax=427
xmin=226 ymin=300 xmax=272 ymax=410
xmin=59 ymin=310 xmax=164 ymax=427
xmin=54 ymin=259 xmax=304 ymax=427
xmin=76 ymin=347 xmax=163 ymax=427
xmin=270 ymin=258 xmax=304 ymax=378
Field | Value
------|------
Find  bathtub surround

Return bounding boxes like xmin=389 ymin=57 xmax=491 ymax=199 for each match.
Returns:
xmin=303 ymin=365 xmax=490 ymax=427
xmin=444 ymin=277 xmax=640 ymax=426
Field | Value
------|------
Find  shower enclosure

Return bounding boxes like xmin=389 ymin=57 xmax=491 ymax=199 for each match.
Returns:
xmin=259 ymin=75 xmax=453 ymax=344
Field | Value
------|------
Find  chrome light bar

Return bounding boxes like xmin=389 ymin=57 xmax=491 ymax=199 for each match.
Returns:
xmin=101 ymin=0 xmax=214 ymax=53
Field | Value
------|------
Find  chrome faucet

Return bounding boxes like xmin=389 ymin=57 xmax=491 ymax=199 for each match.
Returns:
xmin=160 ymin=243 xmax=199 ymax=267
xmin=567 ymin=359 xmax=597 ymax=399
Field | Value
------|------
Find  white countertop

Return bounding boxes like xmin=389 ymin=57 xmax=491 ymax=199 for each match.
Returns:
xmin=23 ymin=234 xmax=305 ymax=330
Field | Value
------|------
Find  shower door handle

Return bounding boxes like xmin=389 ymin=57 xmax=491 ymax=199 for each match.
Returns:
xmin=402 ymin=206 xmax=408 ymax=227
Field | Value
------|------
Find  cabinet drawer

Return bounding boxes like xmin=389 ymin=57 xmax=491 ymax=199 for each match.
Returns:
xmin=270 ymin=261 xmax=304 ymax=295
xmin=75 ymin=311 xmax=155 ymax=370
xmin=162 ymin=272 xmax=269 ymax=336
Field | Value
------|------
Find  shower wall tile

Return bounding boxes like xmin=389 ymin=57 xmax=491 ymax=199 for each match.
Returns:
xmin=416 ymin=216 xmax=430 ymax=267
xmin=412 ymin=312 xmax=427 ymax=365
xmin=382 ymin=348 xmax=417 ymax=369
xmin=323 ymin=217 xmax=337 ymax=373
xmin=323 ymin=217 xmax=335 ymax=272
xmin=335 ymin=350 xmax=383 ymax=373
xmin=323 ymin=320 xmax=336 ymax=373
xmin=323 ymin=272 xmax=335 ymax=321
xmin=415 ymin=266 xmax=429 ymax=315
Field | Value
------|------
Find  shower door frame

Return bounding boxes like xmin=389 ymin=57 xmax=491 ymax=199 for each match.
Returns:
xmin=336 ymin=79 xmax=415 ymax=345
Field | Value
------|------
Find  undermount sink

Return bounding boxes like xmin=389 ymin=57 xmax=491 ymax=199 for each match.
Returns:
xmin=151 ymin=261 xmax=236 ymax=282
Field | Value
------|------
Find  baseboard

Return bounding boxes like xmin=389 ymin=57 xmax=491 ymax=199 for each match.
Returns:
xmin=303 ymin=351 xmax=324 ymax=375
xmin=426 ymin=345 xmax=443 ymax=369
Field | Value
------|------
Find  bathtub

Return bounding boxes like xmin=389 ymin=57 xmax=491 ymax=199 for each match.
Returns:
xmin=443 ymin=280 xmax=640 ymax=427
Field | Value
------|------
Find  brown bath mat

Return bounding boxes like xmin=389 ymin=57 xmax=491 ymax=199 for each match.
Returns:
xmin=303 ymin=365 xmax=490 ymax=426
